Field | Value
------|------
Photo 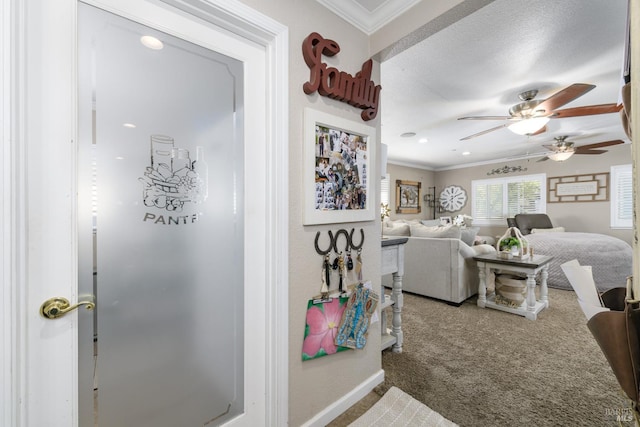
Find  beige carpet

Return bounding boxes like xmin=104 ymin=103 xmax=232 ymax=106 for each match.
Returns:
xmin=333 ymin=288 xmax=635 ymax=426
xmin=348 ymin=386 xmax=457 ymax=427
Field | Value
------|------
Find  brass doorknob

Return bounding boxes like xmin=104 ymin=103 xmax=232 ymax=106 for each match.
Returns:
xmin=40 ymin=296 xmax=95 ymax=319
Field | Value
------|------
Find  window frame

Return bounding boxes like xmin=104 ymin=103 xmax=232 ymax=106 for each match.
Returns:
xmin=610 ymin=164 xmax=633 ymax=229
xmin=472 ymin=173 xmax=547 ymax=226
xmin=381 ymin=173 xmax=390 ymax=207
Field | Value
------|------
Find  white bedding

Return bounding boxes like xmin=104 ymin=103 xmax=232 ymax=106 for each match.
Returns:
xmin=525 ymin=232 xmax=632 ymax=291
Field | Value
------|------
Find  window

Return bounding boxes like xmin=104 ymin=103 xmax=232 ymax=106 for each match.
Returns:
xmin=611 ymin=164 xmax=633 ymax=229
xmin=472 ymin=173 xmax=546 ymax=225
xmin=381 ymin=173 xmax=390 ymax=206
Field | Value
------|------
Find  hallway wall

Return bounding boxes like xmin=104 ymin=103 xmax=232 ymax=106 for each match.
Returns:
xmin=238 ymin=1 xmax=382 ymax=425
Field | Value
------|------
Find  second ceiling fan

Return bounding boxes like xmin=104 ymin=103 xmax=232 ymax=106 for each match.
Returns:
xmin=458 ymin=83 xmax=621 ymax=141
xmin=537 ymin=136 xmax=625 ymax=162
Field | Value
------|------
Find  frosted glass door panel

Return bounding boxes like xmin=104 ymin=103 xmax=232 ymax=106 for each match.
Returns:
xmin=78 ymin=4 xmax=244 ymax=426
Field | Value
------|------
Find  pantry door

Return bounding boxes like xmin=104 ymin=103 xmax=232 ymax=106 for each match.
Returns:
xmin=9 ymin=0 xmax=288 ymax=426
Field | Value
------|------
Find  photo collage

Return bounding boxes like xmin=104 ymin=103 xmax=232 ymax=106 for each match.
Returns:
xmin=314 ymin=124 xmax=368 ymax=211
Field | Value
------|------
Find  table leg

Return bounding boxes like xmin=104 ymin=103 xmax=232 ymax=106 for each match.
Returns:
xmin=477 ymin=262 xmax=487 ymax=308
xmin=540 ymin=266 xmax=549 ymax=308
xmin=390 ymin=272 xmax=403 ymax=353
xmin=526 ymin=272 xmax=537 ymax=312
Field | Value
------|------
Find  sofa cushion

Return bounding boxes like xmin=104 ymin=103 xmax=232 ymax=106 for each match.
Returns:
xmin=420 ymin=219 xmax=442 ymax=227
xmin=410 ymin=223 xmax=462 ymax=239
xmin=383 ymin=223 xmax=410 ymax=236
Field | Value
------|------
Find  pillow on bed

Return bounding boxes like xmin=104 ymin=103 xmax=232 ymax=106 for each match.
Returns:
xmin=531 ymin=227 xmax=565 ymax=233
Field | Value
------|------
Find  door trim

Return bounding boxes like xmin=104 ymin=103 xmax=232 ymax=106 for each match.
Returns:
xmin=1 ymin=0 xmax=289 ymax=425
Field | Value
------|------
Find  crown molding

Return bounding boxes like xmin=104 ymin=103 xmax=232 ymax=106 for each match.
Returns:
xmin=315 ymin=0 xmax=420 ymax=35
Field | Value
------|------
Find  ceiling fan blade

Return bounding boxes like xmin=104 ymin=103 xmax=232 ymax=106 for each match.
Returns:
xmin=542 ymin=144 xmax=557 ymax=150
xmin=574 ymin=149 xmax=608 ymax=155
xmin=551 ymin=103 xmax=622 ymax=118
xmin=575 ymin=139 xmax=625 ymax=150
xmin=535 ymin=83 xmax=596 ymax=113
xmin=457 ymin=116 xmax=513 ymax=120
xmin=459 ymin=123 xmax=509 ymax=141
xmin=537 ymin=156 xmax=550 ymax=162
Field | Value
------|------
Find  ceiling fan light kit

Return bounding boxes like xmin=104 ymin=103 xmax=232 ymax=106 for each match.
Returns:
xmin=507 ymin=116 xmax=550 ymax=135
xmin=547 ymin=151 xmax=575 ymax=162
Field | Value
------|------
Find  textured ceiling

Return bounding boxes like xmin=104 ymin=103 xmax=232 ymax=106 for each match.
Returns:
xmin=380 ymin=0 xmax=629 ymax=169
xmin=316 ymin=0 xmax=630 ymax=170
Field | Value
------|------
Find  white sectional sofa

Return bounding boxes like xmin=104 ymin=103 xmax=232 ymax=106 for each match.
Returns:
xmin=383 ymin=219 xmax=495 ymax=304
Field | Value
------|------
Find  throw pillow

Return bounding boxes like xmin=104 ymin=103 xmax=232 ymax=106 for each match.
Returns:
xmin=531 ymin=227 xmax=565 ymax=233
xmin=410 ymin=223 xmax=462 ymax=239
xmin=459 ymin=226 xmax=480 ymax=246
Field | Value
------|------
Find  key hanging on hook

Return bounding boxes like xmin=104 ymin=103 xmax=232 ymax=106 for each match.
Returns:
xmin=356 ymin=248 xmax=363 ymax=283
xmin=321 ymin=254 xmax=331 ymax=297
xmin=337 ymin=253 xmax=346 ymax=294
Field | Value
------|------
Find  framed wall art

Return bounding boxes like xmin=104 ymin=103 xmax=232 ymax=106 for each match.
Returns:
xmin=303 ymin=108 xmax=376 ymax=225
xmin=395 ymin=180 xmax=421 ymax=214
xmin=547 ymin=172 xmax=609 ymax=203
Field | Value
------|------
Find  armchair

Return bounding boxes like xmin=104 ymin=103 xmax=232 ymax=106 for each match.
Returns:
xmin=509 ymin=214 xmax=554 ymax=235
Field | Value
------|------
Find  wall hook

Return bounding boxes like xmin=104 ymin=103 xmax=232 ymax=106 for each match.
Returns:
xmin=314 ymin=230 xmax=334 ymax=255
xmin=349 ymin=228 xmax=365 ymax=250
xmin=332 ymin=229 xmax=351 ymax=252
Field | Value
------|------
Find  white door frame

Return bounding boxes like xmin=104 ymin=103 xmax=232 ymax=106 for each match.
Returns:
xmin=1 ymin=0 xmax=289 ymax=425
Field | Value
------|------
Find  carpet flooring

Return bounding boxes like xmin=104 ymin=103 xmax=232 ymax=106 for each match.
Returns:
xmin=330 ymin=288 xmax=634 ymax=426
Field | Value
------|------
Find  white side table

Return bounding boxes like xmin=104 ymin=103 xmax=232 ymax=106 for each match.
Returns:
xmin=473 ymin=253 xmax=553 ymax=321
xmin=381 ymin=237 xmax=407 ymax=352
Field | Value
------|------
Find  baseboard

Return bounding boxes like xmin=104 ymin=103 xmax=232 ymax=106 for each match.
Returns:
xmin=302 ymin=369 xmax=385 ymax=427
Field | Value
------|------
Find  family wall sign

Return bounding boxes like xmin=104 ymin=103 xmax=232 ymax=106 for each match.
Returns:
xmin=302 ymin=32 xmax=382 ymax=121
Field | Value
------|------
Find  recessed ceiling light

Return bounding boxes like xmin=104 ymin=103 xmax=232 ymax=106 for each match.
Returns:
xmin=418 ymin=138 xmax=428 ymax=144
xmin=400 ymin=132 xmax=416 ymax=138
xmin=140 ymin=36 xmax=163 ymax=50
xmin=123 ymin=123 xmax=136 ymax=128
xmin=462 ymin=151 xmax=471 ymax=156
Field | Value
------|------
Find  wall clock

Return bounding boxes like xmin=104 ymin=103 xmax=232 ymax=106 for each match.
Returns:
xmin=439 ymin=185 xmax=467 ymax=212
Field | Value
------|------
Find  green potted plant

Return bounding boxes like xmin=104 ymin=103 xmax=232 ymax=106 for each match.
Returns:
xmin=499 ymin=237 xmax=521 ymax=253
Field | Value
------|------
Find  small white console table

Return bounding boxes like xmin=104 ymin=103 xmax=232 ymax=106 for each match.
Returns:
xmin=381 ymin=237 xmax=407 ymax=353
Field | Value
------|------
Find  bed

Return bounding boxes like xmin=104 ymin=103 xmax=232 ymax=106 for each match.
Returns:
xmin=510 ymin=214 xmax=633 ymax=291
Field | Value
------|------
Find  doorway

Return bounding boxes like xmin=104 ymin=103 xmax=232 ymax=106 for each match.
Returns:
xmin=2 ymin=0 xmax=288 ymax=425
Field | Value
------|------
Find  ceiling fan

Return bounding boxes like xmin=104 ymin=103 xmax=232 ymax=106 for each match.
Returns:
xmin=458 ymin=83 xmax=622 ymax=141
xmin=537 ymin=136 xmax=625 ymax=162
